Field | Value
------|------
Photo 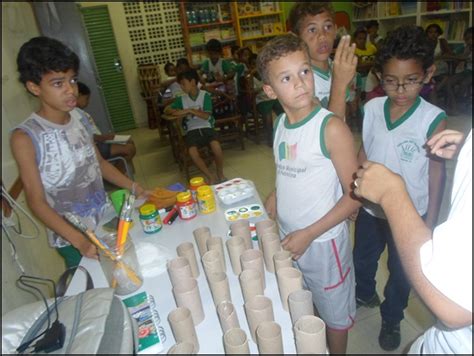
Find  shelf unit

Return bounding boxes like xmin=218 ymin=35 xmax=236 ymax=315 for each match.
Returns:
xmin=178 ymin=1 xmax=238 ymax=65
xmin=232 ymin=1 xmax=286 ymax=53
xmin=352 ymin=1 xmax=472 ymax=44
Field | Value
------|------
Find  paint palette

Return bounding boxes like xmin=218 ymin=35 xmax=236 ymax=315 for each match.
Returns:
xmin=215 ymin=178 xmax=255 ymax=205
xmin=224 ymin=204 xmax=264 ymax=222
xmin=227 ymin=222 xmax=258 ymax=241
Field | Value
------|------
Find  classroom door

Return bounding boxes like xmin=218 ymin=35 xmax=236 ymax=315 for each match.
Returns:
xmin=79 ymin=5 xmax=136 ymax=132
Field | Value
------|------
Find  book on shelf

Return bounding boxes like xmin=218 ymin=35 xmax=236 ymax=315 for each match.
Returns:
xmin=104 ymin=135 xmax=131 ymax=145
xmin=122 ymin=291 xmax=166 ymax=354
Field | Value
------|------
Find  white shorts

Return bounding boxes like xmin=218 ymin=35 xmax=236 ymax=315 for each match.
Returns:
xmin=294 ymin=224 xmax=356 ymax=330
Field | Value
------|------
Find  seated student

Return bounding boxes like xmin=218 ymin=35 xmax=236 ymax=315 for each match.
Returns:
xmin=77 ymin=82 xmax=136 ymax=175
xmin=164 ymin=69 xmax=226 ymax=184
xmin=353 ymin=26 xmax=377 ymax=94
xmin=12 ymin=36 xmax=147 ymax=269
xmin=435 ymin=27 xmax=473 ymax=115
xmin=200 ymin=39 xmax=236 ymax=94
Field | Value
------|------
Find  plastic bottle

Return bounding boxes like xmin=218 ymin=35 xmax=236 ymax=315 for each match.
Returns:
xmin=190 ymin=10 xmax=197 ymax=25
xmin=189 ymin=176 xmax=205 ymax=202
xmin=176 ymin=192 xmax=197 ymax=220
xmin=139 ymin=203 xmax=162 ymax=234
xmin=197 ymin=185 xmax=216 ymax=214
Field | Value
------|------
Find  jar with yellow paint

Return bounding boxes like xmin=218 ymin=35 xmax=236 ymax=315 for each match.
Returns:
xmin=196 ymin=185 xmax=216 ymax=214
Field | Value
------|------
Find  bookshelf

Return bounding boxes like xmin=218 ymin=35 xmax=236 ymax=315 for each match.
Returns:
xmin=352 ymin=1 xmax=472 ymax=44
xmin=178 ymin=1 xmax=238 ymax=65
xmin=232 ymin=1 xmax=286 ymax=53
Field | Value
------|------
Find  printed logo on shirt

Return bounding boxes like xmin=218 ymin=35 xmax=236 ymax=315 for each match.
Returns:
xmin=278 ymin=141 xmax=297 ymax=161
xmin=397 ymin=139 xmax=421 ymax=163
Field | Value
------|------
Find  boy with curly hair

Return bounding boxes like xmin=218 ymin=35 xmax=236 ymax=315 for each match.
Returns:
xmin=353 ymin=25 xmax=447 ymax=351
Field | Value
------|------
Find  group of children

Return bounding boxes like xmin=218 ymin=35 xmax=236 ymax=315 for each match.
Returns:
xmin=10 ymin=1 xmax=469 ymax=354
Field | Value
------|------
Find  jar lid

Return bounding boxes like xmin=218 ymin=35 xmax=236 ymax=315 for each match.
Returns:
xmin=197 ymin=185 xmax=212 ymax=195
xmin=177 ymin=191 xmax=192 ymax=203
xmin=189 ymin=176 xmax=205 ymax=187
xmin=140 ymin=203 xmax=156 ymax=216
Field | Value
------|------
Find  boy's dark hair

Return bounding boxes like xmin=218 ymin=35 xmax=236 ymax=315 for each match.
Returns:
xmin=375 ymin=25 xmax=434 ymax=73
xmin=17 ymin=36 xmax=79 ymax=85
xmin=257 ymin=34 xmax=310 ymax=84
xmin=164 ymin=62 xmax=174 ymax=73
xmin=77 ymin=81 xmax=90 ymax=96
xmin=231 ymin=45 xmax=240 ymax=56
xmin=366 ymin=20 xmax=379 ymax=30
xmin=206 ymin=39 xmax=222 ymax=53
xmin=177 ymin=68 xmax=200 ymax=84
xmin=354 ymin=27 xmax=368 ymax=38
xmin=464 ymin=26 xmax=473 ymax=38
xmin=425 ymin=23 xmax=443 ymax=36
xmin=288 ymin=2 xmax=334 ymax=35
xmin=176 ymin=57 xmax=190 ymax=67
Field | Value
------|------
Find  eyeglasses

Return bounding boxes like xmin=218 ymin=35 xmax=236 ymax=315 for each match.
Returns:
xmin=380 ymin=78 xmax=426 ymax=92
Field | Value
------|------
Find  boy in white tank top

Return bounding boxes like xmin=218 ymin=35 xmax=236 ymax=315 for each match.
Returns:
xmin=257 ymin=34 xmax=361 ymax=354
xmin=353 ymin=25 xmax=447 ymax=351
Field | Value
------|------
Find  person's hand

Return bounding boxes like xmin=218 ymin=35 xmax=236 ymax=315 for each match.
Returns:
xmin=77 ymin=239 xmax=98 ymax=260
xmin=426 ymin=129 xmax=465 ymax=159
xmin=132 ymin=182 xmax=150 ymax=200
xmin=332 ymin=35 xmax=358 ymax=88
xmin=264 ymin=192 xmax=277 ymax=220
xmin=281 ymin=228 xmax=313 ymax=260
xmin=353 ymin=161 xmax=405 ymax=205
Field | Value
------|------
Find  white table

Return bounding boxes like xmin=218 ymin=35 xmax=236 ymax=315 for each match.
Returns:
xmin=66 ymin=182 xmax=297 ymax=354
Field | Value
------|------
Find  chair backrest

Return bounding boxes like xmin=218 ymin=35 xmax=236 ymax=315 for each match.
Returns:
xmin=138 ymin=63 xmax=161 ymax=99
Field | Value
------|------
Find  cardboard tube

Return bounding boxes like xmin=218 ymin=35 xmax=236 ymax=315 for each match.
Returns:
xmin=255 ymin=219 xmax=277 ymax=250
xmin=193 ymin=226 xmax=211 ymax=258
xmin=217 ymin=301 xmax=240 ymax=334
xmin=244 ymin=295 xmax=274 ymax=343
xmin=168 ymin=307 xmax=199 ymax=352
xmin=293 ymin=315 xmax=326 ymax=354
xmin=256 ymin=321 xmax=283 ymax=354
xmin=202 ymin=249 xmax=224 ymax=278
xmin=230 ymin=220 xmax=252 ymax=250
xmin=239 ymin=268 xmax=264 ymax=303
xmin=206 ymin=236 xmax=226 ymax=272
xmin=207 ymin=271 xmax=232 ymax=306
xmin=176 ymin=242 xmax=200 ymax=278
xmin=273 ymin=250 xmax=293 ymax=273
xmin=167 ymin=256 xmax=193 ymax=287
xmin=276 ymin=267 xmax=303 ymax=311
xmin=240 ymin=249 xmax=265 ymax=289
xmin=223 ymin=328 xmax=250 ymax=354
xmin=172 ymin=277 xmax=205 ymax=325
xmin=167 ymin=341 xmax=197 ymax=354
xmin=261 ymin=232 xmax=281 ymax=273
xmin=226 ymin=236 xmax=246 ymax=275
xmin=288 ymin=289 xmax=314 ymax=326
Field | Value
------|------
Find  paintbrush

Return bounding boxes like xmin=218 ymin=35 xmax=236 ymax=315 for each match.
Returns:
xmin=116 ymin=193 xmax=135 ymax=255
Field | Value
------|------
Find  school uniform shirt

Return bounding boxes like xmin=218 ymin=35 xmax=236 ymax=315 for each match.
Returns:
xmin=14 ymin=108 xmax=109 ymax=248
xmin=417 ymin=131 xmax=472 ymax=354
xmin=362 ymin=96 xmax=447 ymax=218
xmin=170 ymin=89 xmax=214 ymax=132
xmin=200 ymin=58 xmax=234 ymax=81
xmin=312 ymin=59 xmax=351 ymax=108
xmin=273 ymin=105 xmax=345 ymax=242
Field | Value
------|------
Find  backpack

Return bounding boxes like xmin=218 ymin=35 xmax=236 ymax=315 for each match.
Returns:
xmin=2 ymin=267 xmax=138 ymax=354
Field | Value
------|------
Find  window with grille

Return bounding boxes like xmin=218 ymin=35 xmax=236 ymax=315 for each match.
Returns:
xmin=123 ymin=1 xmax=185 ymax=67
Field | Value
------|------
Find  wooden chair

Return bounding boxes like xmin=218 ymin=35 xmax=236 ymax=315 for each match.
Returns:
xmin=137 ymin=63 xmax=167 ymax=136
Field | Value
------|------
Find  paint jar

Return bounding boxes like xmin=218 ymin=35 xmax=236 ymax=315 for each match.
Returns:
xmin=197 ymin=185 xmax=216 ymax=214
xmin=189 ymin=176 xmax=205 ymax=202
xmin=139 ymin=203 xmax=162 ymax=234
xmin=176 ymin=192 xmax=197 ymax=220
xmin=98 ymin=232 xmax=143 ymax=295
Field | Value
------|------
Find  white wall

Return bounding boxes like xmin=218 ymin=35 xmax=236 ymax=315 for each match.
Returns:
xmin=2 ymin=2 xmax=64 ymax=314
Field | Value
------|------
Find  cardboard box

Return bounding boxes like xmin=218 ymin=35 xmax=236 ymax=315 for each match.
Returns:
xmin=262 ymin=23 xmax=273 ymax=35
xmin=273 ymin=22 xmax=283 ymax=34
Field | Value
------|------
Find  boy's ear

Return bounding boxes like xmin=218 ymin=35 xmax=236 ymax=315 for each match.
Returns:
xmin=262 ymin=83 xmax=277 ymax=100
xmin=424 ymin=64 xmax=436 ymax=83
xmin=25 ymin=81 xmax=40 ymax=96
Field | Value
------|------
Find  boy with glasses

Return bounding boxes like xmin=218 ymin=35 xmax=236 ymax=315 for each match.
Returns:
xmin=353 ymin=25 xmax=447 ymax=351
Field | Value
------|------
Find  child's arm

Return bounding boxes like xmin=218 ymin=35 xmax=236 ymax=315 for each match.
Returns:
xmin=329 ymin=35 xmax=358 ymax=121
xmin=10 ymin=130 xmax=98 ymax=259
xmin=264 ymin=190 xmax=277 ymax=220
xmin=164 ymin=97 xmax=188 ymax=118
xmin=281 ymin=117 xmax=362 ymax=259
xmin=424 ymin=120 xmax=448 ymax=229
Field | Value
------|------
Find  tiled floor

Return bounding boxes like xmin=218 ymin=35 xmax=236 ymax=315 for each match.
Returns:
xmin=121 ymin=112 xmax=471 ymax=354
